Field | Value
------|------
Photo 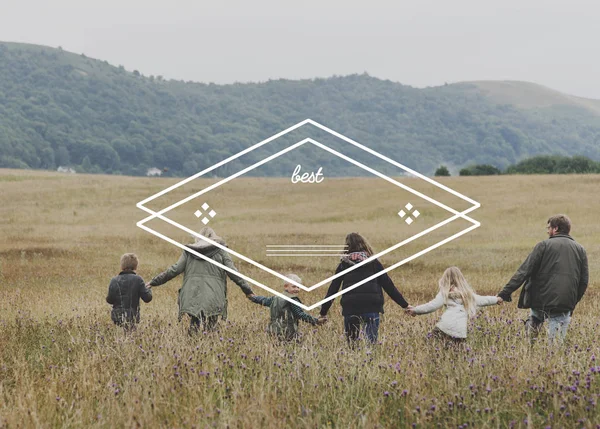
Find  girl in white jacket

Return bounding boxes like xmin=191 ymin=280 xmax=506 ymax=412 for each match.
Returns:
xmin=407 ymin=267 xmax=502 ymax=343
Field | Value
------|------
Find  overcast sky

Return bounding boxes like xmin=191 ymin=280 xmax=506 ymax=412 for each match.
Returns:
xmin=2 ymin=0 xmax=599 ymax=99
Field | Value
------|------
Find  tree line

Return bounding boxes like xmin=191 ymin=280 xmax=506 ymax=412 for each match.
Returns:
xmin=1 ymin=42 xmax=600 ymax=177
xmin=434 ymin=155 xmax=600 ymax=176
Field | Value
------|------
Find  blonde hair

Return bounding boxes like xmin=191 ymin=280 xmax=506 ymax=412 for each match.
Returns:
xmin=120 ymin=253 xmax=139 ymax=271
xmin=284 ymin=273 xmax=302 ymax=286
xmin=439 ymin=266 xmax=477 ymax=318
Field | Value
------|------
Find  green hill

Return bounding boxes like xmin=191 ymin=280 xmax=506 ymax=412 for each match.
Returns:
xmin=1 ymin=41 xmax=599 ymax=176
xmin=459 ymin=80 xmax=600 ymax=116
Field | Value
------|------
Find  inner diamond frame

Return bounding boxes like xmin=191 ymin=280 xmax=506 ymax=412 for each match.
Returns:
xmin=137 ymin=119 xmax=480 ymax=310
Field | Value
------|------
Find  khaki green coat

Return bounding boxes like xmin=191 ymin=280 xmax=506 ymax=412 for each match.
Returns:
xmin=150 ymin=244 xmax=252 ymax=320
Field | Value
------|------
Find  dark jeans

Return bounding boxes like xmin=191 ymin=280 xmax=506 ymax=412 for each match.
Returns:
xmin=189 ymin=314 xmax=219 ymax=335
xmin=344 ymin=313 xmax=380 ymax=344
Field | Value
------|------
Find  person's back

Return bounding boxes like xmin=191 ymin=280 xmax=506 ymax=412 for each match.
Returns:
xmin=437 ymin=292 xmax=470 ymax=338
xmin=409 ymin=267 xmax=500 ymax=340
xmin=326 ymin=251 xmax=407 ymax=317
xmin=339 ymin=258 xmax=385 ymax=315
xmin=268 ymin=295 xmax=300 ymax=341
xmin=499 ymin=219 xmax=588 ymax=315
xmin=248 ymin=274 xmax=320 ymax=342
xmin=106 ymin=253 xmax=152 ymax=328
xmin=319 ymin=235 xmax=410 ymax=345
xmin=148 ymin=227 xmax=254 ymax=334
xmin=498 ymin=214 xmax=589 ymax=345
xmin=530 ymin=234 xmax=588 ymax=313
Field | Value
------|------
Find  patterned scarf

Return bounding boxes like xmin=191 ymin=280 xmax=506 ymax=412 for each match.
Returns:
xmin=341 ymin=251 xmax=369 ymax=266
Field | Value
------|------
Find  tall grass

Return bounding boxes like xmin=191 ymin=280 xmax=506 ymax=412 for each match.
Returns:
xmin=0 ymin=169 xmax=598 ymax=428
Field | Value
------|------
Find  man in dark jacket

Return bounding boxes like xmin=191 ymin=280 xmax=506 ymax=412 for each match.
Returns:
xmin=107 ymin=253 xmax=152 ymax=330
xmin=498 ymin=215 xmax=589 ymax=344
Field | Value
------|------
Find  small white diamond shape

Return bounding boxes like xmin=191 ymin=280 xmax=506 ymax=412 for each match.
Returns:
xmin=194 ymin=210 xmax=202 ymax=218
xmin=202 ymin=203 xmax=210 ymax=211
xmin=398 ymin=210 xmax=406 ymax=218
xmin=405 ymin=203 xmax=413 ymax=211
xmin=202 ymin=217 xmax=210 ymax=225
xmin=209 ymin=209 xmax=216 ymax=218
xmin=413 ymin=210 xmax=420 ymax=218
xmin=405 ymin=217 xmax=413 ymax=225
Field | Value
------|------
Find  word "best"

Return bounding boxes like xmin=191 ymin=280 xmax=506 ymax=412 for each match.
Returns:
xmin=291 ymin=164 xmax=324 ymax=184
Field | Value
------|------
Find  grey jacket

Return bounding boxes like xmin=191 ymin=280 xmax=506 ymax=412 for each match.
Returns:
xmin=498 ymin=234 xmax=589 ymax=314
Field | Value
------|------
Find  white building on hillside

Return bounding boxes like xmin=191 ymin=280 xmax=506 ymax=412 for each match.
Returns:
xmin=146 ymin=167 xmax=162 ymax=177
xmin=57 ymin=166 xmax=76 ymax=174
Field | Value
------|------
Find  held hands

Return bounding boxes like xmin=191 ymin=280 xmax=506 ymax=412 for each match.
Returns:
xmin=145 ymin=283 xmax=152 ymax=290
xmin=246 ymin=294 xmax=256 ymax=301
xmin=496 ymin=296 xmax=504 ymax=305
xmin=317 ymin=315 xmax=328 ymax=326
xmin=405 ymin=305 xmax=416 ymax=317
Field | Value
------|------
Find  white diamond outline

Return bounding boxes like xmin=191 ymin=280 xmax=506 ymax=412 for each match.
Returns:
xmin=137 ymin=124 xmax=480 ymax=305
xmin=136 ymin=119 xmax=481 ymax=310
xmin=139 ymin=138 xmax=477 ymax=290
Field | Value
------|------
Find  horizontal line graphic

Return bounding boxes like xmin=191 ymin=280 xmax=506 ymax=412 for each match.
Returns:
xmin=266 ymin=249 xmax=345 ymax=252
xmin=267 ymin=254 xmax=346 ymax=257
xmin=266 ymin=245 xmax=347 ymax=247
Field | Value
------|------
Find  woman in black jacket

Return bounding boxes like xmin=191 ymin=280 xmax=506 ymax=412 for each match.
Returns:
xmin=319 ymin=233 xmax=409 ymax=345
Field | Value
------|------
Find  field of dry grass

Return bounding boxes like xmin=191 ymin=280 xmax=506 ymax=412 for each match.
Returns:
xmin=0 ymin=168 xmax=599 ymax=428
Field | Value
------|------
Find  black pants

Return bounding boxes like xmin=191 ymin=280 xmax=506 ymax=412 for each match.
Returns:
xmin=189 ymin=314 xmax=219 ymax=335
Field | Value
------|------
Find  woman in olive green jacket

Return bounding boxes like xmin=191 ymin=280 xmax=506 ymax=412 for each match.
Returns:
xmin=148 ymin=227 xmax=254 ymax=334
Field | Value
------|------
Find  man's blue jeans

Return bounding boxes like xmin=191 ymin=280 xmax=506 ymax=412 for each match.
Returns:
xmin=526 ymin=309 xmax=571 ymax=345
xmin=344 ymin=313 xmax=380 ymax=344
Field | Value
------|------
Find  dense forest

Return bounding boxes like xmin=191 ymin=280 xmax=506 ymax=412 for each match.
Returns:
xmin=1 ymin=41 xmax=600 ymax=177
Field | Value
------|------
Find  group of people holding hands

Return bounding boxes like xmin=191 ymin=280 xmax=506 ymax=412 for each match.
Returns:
xmin=107 ymin=214 xmax=588 ymax=347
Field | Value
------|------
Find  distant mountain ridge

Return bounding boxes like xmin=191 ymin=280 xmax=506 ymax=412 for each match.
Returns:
xmin=458 ymin=80 xmax=600 ymax=116
xmin=1 ymin=41 xmax=599 ymax=177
